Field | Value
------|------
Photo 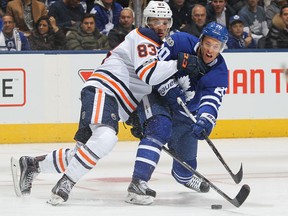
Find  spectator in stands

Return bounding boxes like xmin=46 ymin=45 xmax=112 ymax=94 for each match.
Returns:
xmin=6 ymin=0 xmax=48 ymax=37
xmin=226 ymin=14 xmax=256 ymax=48
xmin=0 ymin=14 xmax=30 ymax=51
xmin=116 ymin=0 xmax=130 ymax=8
xmin=206 ymin=0 xmax=236 ymax=27
xmin=129 ymin=0 xmax=148 ymax=27
xmin=0 ymin=0 xmax=6 ymax=12
xmin=65 ymin=13 xmax=110 ymax=50
xmin=28 ymin=15 xmax=66 ymax=50
xmin=90 ymin=0 xmax=123 ymax=36
xmin=266 ymin=0 xmax=287 ymax=28
xmin=0 ymin=4 xmax=4 ymax=17
xmin=48 ymin=0 xmax=85 ymax=33
xmin=264 ymin=4 xmax=288 ymax=48
xmin=168 ymin=0 xmax=191 ymax=31
xmin=108 ymin=7 xmax=135 ymax=49
xmin=180 ymin=4 xmax=207 ymax=37
xmin=86 ymin=0 xmax=96 ymax=12
xmin=238 ymin=0 xmax=269 ymax=45
xmin=227 ymin=0 xmax=246 ymax=13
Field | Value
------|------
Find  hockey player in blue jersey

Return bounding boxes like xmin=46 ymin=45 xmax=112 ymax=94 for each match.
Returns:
xmin=126 ymin=21 xmax=229 ymax=205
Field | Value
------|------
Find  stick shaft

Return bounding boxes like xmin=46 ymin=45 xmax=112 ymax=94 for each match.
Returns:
xmin=176 ymin=97 xmax=243 ymax=184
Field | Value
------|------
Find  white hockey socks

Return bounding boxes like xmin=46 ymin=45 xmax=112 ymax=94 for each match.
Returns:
xmin=38 ymin=145 xmax=79 ymax=173
xmin=65 ymin=126 xmax=118 ymax=182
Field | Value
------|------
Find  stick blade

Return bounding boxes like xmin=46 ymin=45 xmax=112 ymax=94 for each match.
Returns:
xmin=231 ymin=184 xmax=250 ymax=208
xmin=233 ymin=163 xmax=243 ymax=184
xmin=10 ymin=157 xmax=22 ymax=197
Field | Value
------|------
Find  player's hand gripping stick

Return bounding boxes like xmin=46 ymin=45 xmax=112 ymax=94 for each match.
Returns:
xmin=177 ymin=97 xmax=243 ymax=184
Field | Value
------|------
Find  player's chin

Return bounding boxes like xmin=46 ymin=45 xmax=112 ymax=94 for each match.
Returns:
xmin=203 ymin=54 xmax=214 ymax=63
xmin=157 ymin=33 xmax=164 ymax=39
xmin=206 ymin=53 xmax=213 ymax=59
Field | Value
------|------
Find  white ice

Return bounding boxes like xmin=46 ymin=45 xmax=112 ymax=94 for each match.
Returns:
xmin=0 ymin=138 xmax=288 ymax=216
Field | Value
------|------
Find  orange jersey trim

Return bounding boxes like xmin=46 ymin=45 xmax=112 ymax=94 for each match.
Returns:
xmin=90 ymin=73 xmax=136 ymax=110
xmin=139 ymin=61 xmax=157 ymax=80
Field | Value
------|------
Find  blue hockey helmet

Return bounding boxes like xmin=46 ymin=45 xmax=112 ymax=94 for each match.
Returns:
xmin=199 ymin=22 xmax=228 ymax=52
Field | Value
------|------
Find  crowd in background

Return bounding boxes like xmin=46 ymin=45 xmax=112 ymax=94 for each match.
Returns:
xmin=0 ymin=0 xmax=287 ymax=51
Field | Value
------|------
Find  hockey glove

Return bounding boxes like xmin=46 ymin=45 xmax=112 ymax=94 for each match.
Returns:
xmin=192 ymin=113 xmax=216 ymax=140
xmin=126 ymin=111 xmax=143 ymax=139
xmin=155 ymin=78 xmax=186 ymax=112
xmin=177 ymin=52 xmax=206 ymax=78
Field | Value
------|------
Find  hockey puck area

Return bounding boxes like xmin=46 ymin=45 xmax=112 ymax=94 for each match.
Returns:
xmin=211 ymin=204 xmax=222 ymax=210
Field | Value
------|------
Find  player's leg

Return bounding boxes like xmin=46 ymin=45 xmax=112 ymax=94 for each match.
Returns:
xmin=21 ymin=141 xmax=86 ymax=197
xmin=17 ymin=88 xmax=99 ymax=196
xmin=48 ymin=86 xmax=119 ymax=205
xmin=169 ymin=114 xmax=210 ymax=193
xmin=126 ymin=93 xmax=172 ymax=205
xmin=18 ymin=134 xmax=84 ymax=195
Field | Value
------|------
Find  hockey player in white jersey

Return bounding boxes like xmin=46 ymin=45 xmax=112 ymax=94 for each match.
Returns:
xmin=13 ymin=1 xmax=198 ymax=206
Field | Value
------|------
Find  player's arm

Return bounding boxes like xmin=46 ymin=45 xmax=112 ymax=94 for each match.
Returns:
xmin=133 ymin=28 xmax=178 ymax=85
xmin=136 ymin=51 xmax=208 ymax=86
xmin=191 ymin=64 xmax=228 ymax=139
xmin=134 ymin=34 xmax=203 ymax=85
xmin=154 ymin=78 xmax=186 ymax=112
xmin=191 ymin=85 xmax=227 ymax=140
xmin=135 ymin=54 xmax=178 ymax=86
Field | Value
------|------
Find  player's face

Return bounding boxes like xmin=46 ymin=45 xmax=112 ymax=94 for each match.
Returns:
xmin=200 ymin=36 xmax=222 ymax=64
xmin=148 ymin=18 xmax=171 ymax=40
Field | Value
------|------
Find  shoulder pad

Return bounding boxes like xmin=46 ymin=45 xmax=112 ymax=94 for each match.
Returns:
xmin=137 ymin=27 xmax=162 ymax=46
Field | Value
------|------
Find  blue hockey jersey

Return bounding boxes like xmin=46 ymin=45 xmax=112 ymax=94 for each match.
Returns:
xmin=158 ymin=32 xmax=228 ymax=119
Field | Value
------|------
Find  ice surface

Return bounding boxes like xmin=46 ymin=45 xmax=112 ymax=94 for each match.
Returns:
xmin=0 ymin=138 xmax=287 ymax=216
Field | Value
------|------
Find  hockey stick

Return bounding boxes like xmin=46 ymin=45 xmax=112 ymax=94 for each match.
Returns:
xmin=162 ymin=146 xmax=250 ymax=208
xmin=177 ymin=97 xmax=243 ymax=184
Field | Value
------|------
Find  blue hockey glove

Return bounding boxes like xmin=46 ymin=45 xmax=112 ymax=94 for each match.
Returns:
xmin=192 ymin=113 xmax=216 ymax=140
xmin=177 ymin=52 xmax=206 ymax=78
xmin=155 ymin=78 xmax=186 ymax=112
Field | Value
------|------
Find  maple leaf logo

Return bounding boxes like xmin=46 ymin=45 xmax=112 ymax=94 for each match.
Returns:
xmin=178 ymin=75 xmax=195 ymax=101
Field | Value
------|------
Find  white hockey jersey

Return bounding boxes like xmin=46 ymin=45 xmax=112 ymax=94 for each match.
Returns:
xmin=84 ymin=28 xmax=178 ymax=121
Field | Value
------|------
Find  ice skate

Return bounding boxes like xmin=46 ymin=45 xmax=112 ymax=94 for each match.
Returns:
xmin=47 ymin=174 xmax=75 ymax=206
xmin=126 ymin=178 xmax=156 ymax=205
xmin=185 ymin=175 xmax=210 ymax=193
xmin=19 ymin=156 xmax=40 ymax=195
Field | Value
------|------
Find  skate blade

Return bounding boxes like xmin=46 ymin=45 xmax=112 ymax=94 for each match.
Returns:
xmin=125 ymin=192 xmax=154 ymax=205
xmin=47 ymin=194 xmax=65 ymax=206
xmin=10 ymin=157 xmax=22 ymax=197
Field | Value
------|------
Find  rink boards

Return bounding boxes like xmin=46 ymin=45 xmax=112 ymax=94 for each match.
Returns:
xmin=0 ymin=51 xmax=287 ymax=143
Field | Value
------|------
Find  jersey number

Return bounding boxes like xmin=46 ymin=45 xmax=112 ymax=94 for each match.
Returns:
xmin=137 ymin=44 xmax=156 ymax=57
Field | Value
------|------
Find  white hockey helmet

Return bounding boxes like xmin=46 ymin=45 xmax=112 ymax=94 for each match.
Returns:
xmin=143 ymin=1 xmax=173 ymax=28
